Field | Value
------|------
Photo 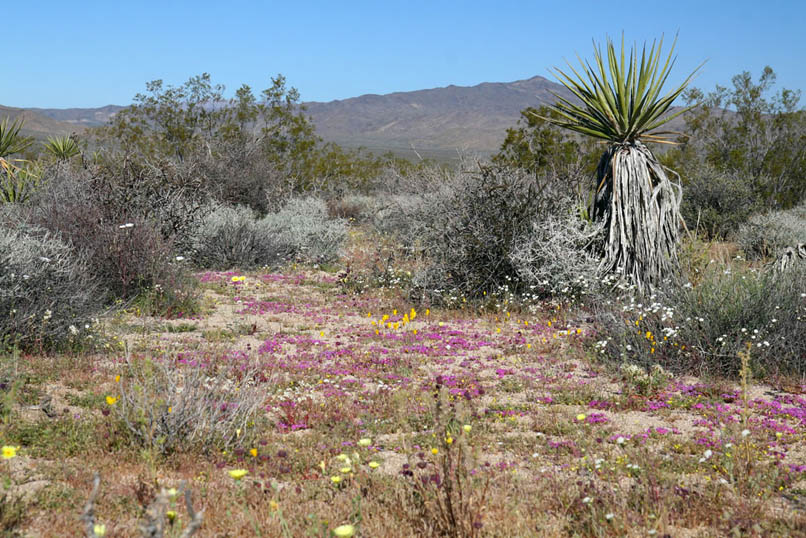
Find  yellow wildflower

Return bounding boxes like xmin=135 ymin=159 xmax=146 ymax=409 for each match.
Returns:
xmin=2 ymin=446 xmax=19 ymax=459
xmin=333 ymin=524 xmax=356 ymax=537
xmin=228 ymin=469 xmax=248 ymax=480
xmin=105 ymin=395 xmax=118 ymax=405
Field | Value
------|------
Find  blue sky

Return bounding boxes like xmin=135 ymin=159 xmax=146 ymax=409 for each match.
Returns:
xmin=5 ymin=0 xmax=804 ymax=108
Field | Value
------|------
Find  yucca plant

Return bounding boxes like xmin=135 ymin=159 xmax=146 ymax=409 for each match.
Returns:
xmin=43 ymin=134 xmax=81 ymax=161
xmin=0 ymin=117 xmax=33 ymax=159
xmin=543 ymin=35 xmax=703 ymax=291
xmin=0 ymin=117 xmax=38 ymax=204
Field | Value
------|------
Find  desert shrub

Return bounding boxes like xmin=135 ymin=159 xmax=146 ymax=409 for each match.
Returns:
xmin=24 ymin=163 xmax=196 ymax=302
xmin=413 ymin=163 xmax=586 ymax=301
xmin=192 ymin=198 xmax=347 ymax=269
xmin=591 ymin=263 xmax=806 ymax=378
xmin=190 ymin=204 xmax=293 ymax=269
xmin=369 ymin=194 xmax=432 ymax=247
xmin=509 ymin=202 xmax=603 ymax=302
xmin=262 ymin=197 xmax=347 ymax=264
xmin=0 ymin=222 xmax=99 ymax=351
xmin=114 ymin=356 xmax=267 ymax=454
xmin=736 ymin=201 xmax=806 ymax=260
xmin=326 ymin=194 xmax=378 ymax=222
xmin=680 ymin=165 xmax=762 ymax=239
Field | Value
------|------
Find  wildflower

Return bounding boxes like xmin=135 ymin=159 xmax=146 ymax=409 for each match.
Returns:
xmin=93 ymin=524 xmax=106 ymax=536
xmin=228 ymin=469 xmax=248 ymax=480
xmin=445 ymin=436 xmax=453 ymax=445
xmin=340 ymin=467 xmax=351 ymax=473
xmin=463 ymin=424 xmax=472 ymax=433
xmin=333 ymin=524 xmax=356 ymax=537
xmin=2 ymin=446 xmax=19 ymax=459
xmin=582 ymin=496 xmax=592 ymax=504
xmin=576 ymin=413 xmax=586 ymax=422
xmin=330 ymin=476 xmax=341 ymax=484
xmin=166 ymin=510 xmax=177 ymax=523
xmin=368 ymin=461 xmax=379 ymax=469
xmin=741 ymin=429 xmax=750 ymax=437
xmin=431 ymin=448 xmax=439 ymax=455
xmin=250 ymin=448 xmax=258 ymax=457
xmin=605 ymin=513 xmax=614 ymax=521
xmin=616 ymin=437 xmax=625 ymax=445
xmin=105 ymin=395 xmax=118 ymax=405
xmin=175 ymin=256 xmax=185 ymax=261
xmin=357 ymin=438 xmax=371 ymax=447
xmin=69 ymin=325 xmax=79 ymax=335
xmin=114 ymin=374 xmax=120 ymax=383
xmin=269 ymin=500 xmax=279 ymax=511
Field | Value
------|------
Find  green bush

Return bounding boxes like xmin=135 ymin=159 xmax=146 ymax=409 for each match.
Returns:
xmin=0 ymin=219 xmax=99 ymax=351
xmin=736 ymin=201 xmax=806 ymax=260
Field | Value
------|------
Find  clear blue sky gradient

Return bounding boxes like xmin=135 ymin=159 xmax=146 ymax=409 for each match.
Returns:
xmin=5 ymin=0 xmax=804 ymax=108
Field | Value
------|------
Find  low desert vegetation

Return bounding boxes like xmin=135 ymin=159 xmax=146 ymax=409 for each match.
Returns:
xmin=0 ymin=36 xmax=804 ymax=537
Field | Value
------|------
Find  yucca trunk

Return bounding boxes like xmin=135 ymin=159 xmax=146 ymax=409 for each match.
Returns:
xmin=591 ymin=141 xmax=682 ymax=291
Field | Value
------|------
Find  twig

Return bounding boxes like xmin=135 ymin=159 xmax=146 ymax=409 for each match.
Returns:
xmin=81 ymin=472 xmax=101 ymax=538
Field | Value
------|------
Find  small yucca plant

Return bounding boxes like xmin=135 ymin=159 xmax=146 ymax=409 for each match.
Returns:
xmin=544 ymin=35 xmax=703 ymax=291
xmin=43 ymin=135 xmax=81 ymax=161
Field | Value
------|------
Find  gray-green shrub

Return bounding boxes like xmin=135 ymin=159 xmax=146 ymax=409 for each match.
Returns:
xmin=680 ymin=165 xmax=762 ymax=240
xmin=262 ymin=197 xmax=347 ymax=264
xmin=592 ymin=263 xmax=806 ymax=378
xmin=191 ymin=198 xmax=346 ymax=269
xmin=736 ymin=201 xmax=806 ymax=260
xmin=0 ymin=222 xmax=99 ymax=350
xmin=190 ymin=204 xmax=293 ymax=269
xmin=413 ymin=163 xmax=587 ymax=300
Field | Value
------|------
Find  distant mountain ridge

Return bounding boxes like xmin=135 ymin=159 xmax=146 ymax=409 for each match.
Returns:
xmin=27 ymin=105 xmax=124 ymax=127
xmin=302 ymin=75 xmax=574 ymax=158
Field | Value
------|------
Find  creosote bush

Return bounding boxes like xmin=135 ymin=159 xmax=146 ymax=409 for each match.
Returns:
xmin=0 ymin=219 xmax=98 ymax=351
xmin=680 ymin=164 xmax=762 ymax=240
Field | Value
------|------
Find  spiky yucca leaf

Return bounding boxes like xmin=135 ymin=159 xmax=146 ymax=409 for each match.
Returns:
xmin=545 ymin=35 xmax=703 ymax=143
xmin=0 ymin=117 xmax=33 ymax=158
